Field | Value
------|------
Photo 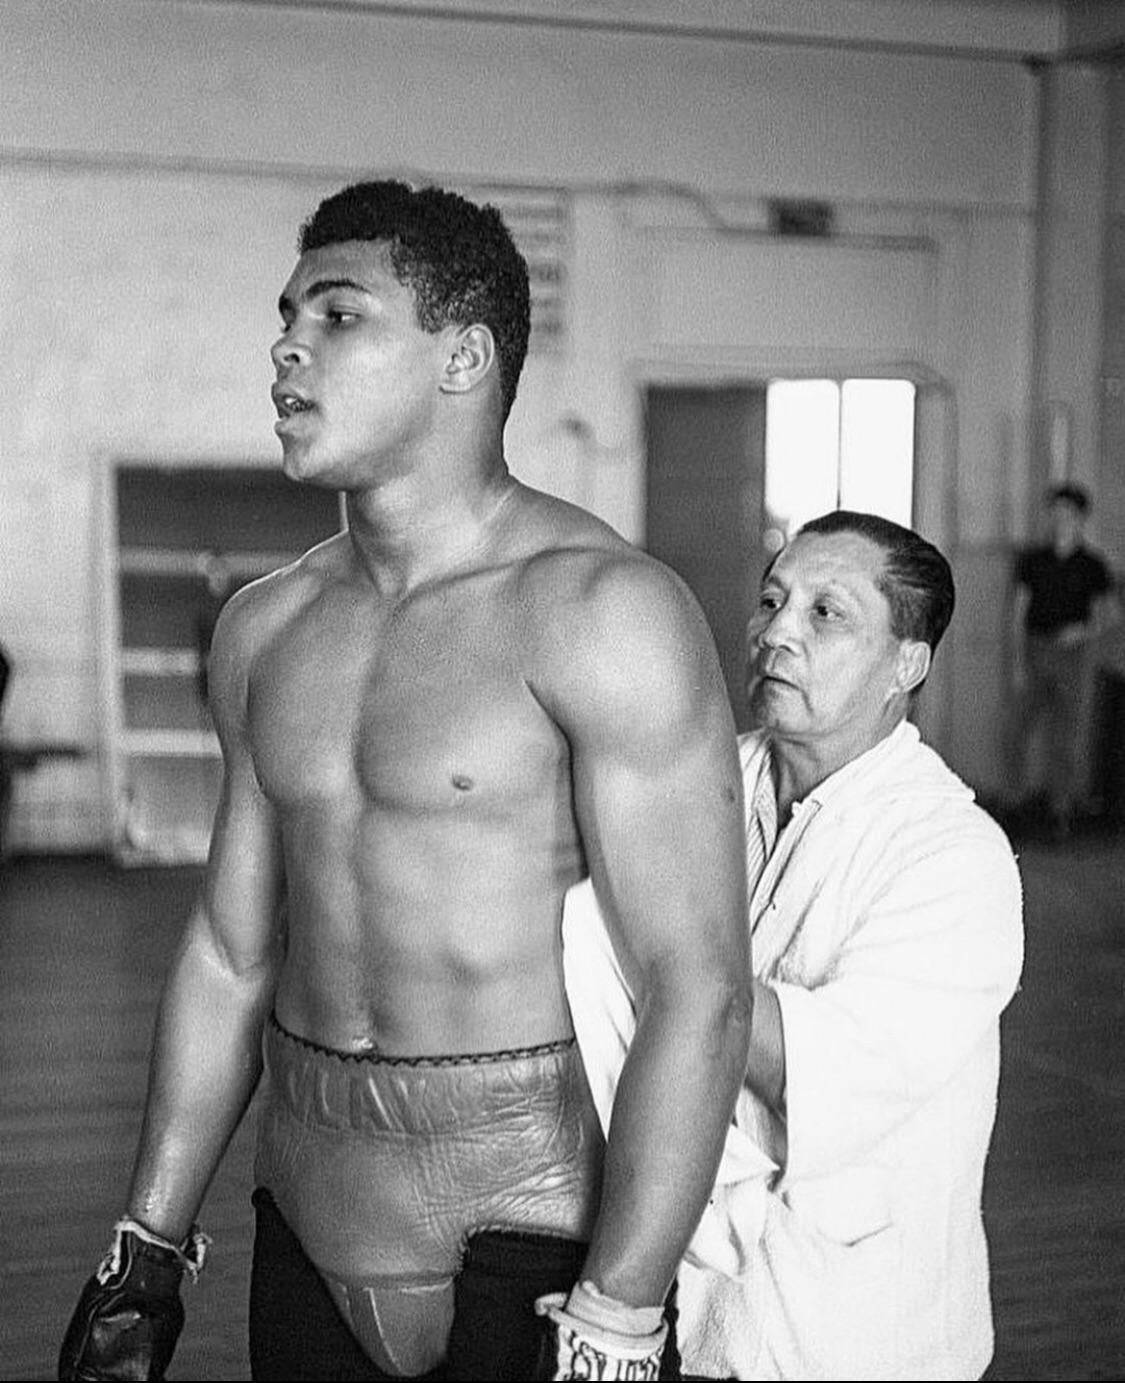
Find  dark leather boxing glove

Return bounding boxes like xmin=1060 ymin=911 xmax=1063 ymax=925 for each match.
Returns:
xmin=534 ymin=1279 xmax=668 ymax=1381
xmin=58 ymin=1217 xmax=209 ymax=1382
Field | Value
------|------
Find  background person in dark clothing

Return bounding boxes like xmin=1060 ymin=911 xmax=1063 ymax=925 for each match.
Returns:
xmin=1009 ymin=483 xmax=1117 ymax=835
xmin=0 ymin=642 xmax=12 ymax=853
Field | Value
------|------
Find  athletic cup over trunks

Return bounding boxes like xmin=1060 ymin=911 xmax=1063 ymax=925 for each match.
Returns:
xmin=254 ymin=1016 xmax=605 ymax=1376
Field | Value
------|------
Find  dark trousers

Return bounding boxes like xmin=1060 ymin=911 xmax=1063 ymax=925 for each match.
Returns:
xmin=1012 ymin=634 xmax=1093 ymax=813
xmin=249 ymin=1187 xmax=680 ymax=1380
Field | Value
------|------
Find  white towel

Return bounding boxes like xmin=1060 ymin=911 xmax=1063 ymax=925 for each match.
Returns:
xmin=676 ymin=1259 xmax=761 ymax=1379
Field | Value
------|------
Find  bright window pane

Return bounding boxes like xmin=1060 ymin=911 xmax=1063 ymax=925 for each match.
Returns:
xmin=764 ymin=380 xmax=839 ymax=542
xmin=838 ymin=379 xmax=915 ymax=526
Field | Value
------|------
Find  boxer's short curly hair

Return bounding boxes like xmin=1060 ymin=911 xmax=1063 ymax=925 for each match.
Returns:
xmin=299 ymin=180 xmax=530 ymax=423
xmin=799 ymin=509 xmax=955 ymax=655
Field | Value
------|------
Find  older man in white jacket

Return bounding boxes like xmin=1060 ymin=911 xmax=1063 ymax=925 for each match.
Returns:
xmin=564 ymin=509 xmax=1023 ymax=1380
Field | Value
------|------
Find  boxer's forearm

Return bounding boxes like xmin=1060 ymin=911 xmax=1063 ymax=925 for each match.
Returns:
xmin=126 ymin=909 xmax=277 ymax=1241
xmin=579 ymin=972 xmax=752 ymax=1307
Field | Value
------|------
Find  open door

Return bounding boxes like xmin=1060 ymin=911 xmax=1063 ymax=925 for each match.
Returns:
xmin=644 ymin=385 xmax=767 ymax=731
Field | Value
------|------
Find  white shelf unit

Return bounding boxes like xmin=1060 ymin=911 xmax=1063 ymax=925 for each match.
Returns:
xmin=100 ymin=461 xmax=342 ymax=865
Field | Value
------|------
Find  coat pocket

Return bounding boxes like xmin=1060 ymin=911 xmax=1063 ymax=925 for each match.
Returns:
xmin=781 ymin=1166 xmax=894 ymax=1245
xmin=760 ymin=1171 xmax=903 ymax=1378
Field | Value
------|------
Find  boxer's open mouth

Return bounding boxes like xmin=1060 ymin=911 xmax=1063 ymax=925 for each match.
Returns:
xmin=274 ymin=393 xmax=314 ymax=418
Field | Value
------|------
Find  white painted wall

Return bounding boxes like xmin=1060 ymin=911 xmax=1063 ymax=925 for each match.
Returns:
xmin=0 ymin=0 xmax=1051 ymax=846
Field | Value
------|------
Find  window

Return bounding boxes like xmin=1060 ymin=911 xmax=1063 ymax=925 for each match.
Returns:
xmin=763 ymin=378 xmax=915 ymax=551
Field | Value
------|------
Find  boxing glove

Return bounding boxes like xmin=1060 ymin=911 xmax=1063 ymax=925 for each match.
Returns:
xmin=58 ymin=1217 xmax=209 ymax=1382
xmin=534 ymin=1279 xmax=668 ymax=1381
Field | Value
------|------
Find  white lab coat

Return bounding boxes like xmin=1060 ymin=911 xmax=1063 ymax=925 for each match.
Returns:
xmin=562 ymin=721 xmax=1024 ymax=1380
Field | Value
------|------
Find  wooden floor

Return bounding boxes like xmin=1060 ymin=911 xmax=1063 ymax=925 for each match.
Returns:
xmin=0 ymin=838 xmax=1123 ymax=1381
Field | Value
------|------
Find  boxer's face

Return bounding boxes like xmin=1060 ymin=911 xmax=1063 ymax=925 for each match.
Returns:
xmin=270 ymin=240 xmax=455 ymax=489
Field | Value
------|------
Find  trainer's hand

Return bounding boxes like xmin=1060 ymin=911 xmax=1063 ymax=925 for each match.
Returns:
xmin=58 ymin=1219 xmax=209 ymax=1382
xmin=534 ymin=1280 xmax=668 ymax=1381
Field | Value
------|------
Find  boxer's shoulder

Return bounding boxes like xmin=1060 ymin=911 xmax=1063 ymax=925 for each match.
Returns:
xmin=516 ymin=536 xmax=706 ymax=662
xmin=502 ymin=490 xmax=671 ymax=614
xmin=206 ymin=536 xmax=348 ymax=705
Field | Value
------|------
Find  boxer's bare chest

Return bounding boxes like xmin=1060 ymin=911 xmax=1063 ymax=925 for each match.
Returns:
xmin=248 ymin=572 xmax=562 ymax=820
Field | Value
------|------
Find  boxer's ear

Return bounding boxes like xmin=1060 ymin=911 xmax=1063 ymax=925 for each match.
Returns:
xmin=440 ymin=325 xmax=494 ymax=396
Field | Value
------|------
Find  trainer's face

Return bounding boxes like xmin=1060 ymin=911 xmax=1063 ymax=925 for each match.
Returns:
xmin=271 ymin=240 xmax=452 ymax=488
xmin=745 ymin=531 xmax=917 ymax=763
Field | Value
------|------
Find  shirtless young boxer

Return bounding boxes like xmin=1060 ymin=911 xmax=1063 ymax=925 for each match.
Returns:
xmin=58 ymin=181 xmax=752 ymax=1382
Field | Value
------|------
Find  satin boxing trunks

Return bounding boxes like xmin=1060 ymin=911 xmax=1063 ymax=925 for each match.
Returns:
xmin=254 ymin=1016 xmax=605 ymax=1376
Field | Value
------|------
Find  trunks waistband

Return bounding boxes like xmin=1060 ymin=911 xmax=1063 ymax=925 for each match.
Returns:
xmin=263 ymin=1013 xmax=583 ymax=1136
xmin=269 ymin=1012 xmax=574 ymax=1066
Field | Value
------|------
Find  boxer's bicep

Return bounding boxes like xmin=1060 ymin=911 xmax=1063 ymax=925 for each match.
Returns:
xmin=198 ymin=593 xmax=286 ymax=977
xmin=564 ymin=564 xmax=747 ymax=994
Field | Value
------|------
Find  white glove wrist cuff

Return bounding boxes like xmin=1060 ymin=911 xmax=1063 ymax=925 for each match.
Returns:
xmin=565 ymin=1279 xmax=665 ymax=1337
xmin=98 ymin=1216 xmax=211 ymax=1284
